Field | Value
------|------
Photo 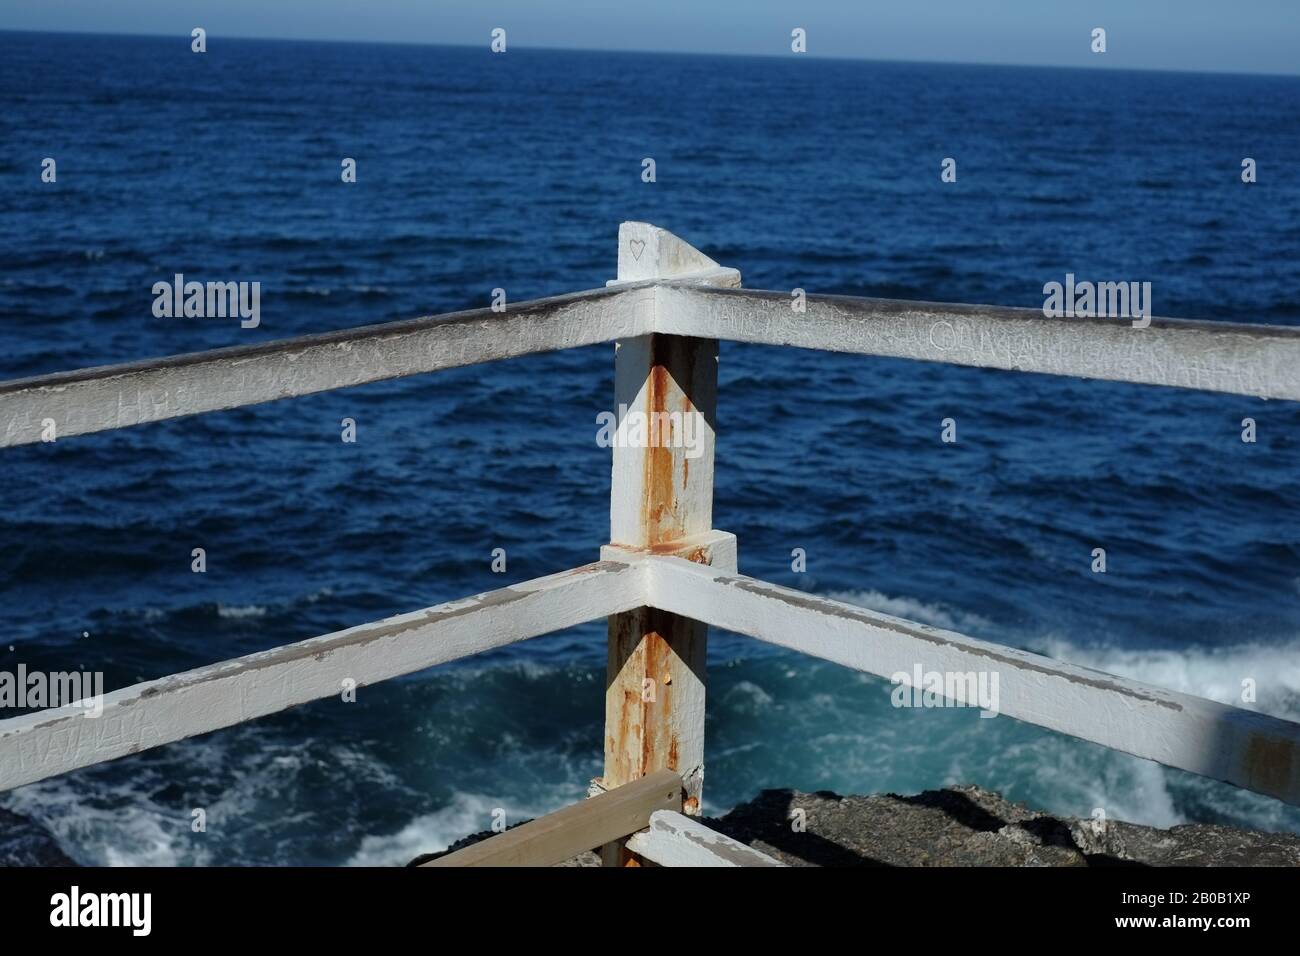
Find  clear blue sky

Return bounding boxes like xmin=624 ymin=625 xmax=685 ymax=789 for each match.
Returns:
xmin=2 ymin=0 xmax=1296 ymax=75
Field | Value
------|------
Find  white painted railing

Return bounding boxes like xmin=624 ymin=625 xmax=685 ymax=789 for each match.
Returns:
xmin=1 ymin=222 xmax=1297 ymax=864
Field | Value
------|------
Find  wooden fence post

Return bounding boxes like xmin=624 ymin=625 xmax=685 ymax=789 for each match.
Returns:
xmin=600 ymin=222 xmax=739 ymax=865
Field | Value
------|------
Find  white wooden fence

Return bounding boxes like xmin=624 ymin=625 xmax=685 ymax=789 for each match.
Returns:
xmin=1 ymin=222 xmax=1297 ymax=864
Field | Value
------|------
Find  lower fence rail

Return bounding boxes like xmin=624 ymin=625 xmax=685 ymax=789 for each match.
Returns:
xmin=642 ymin=552 xmax=1300 ymax=807
xmin=3 ymin=549 xmax=1297 ymax=814
xmin=0 ymin=560 xmax=644 ymax=792
xmin=3 ymin=546 xmax=1296 ymax=843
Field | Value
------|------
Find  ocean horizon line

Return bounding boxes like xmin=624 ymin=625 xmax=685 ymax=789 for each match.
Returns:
xmin=2 ymin=27 xmax=1298 ymax=81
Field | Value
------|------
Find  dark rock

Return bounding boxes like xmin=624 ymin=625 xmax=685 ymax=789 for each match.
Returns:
xmin=409 ymin=783 xmax=1300 ymax=867
xmin=704 ymin=785 xmax=1300 ymax=867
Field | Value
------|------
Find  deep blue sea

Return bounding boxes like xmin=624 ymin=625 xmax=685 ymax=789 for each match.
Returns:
xmin=2 ymin=31 xmax=1299 ymax=865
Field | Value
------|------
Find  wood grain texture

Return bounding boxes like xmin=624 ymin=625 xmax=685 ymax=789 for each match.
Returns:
xmin=424 ymin=769 xmax=682 ymax=867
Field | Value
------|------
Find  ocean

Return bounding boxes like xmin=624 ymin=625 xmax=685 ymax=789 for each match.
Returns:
xmin=1 ymin=31 xmax=1299 ymax=865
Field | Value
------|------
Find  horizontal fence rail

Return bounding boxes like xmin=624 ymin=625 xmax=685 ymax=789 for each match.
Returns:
xmin=659 ymin=284 xmax=1300 ymax=401
xmin=6 ymin=271 xmax=1300 ymax=451
xmin=0 ymin=284 xmax=654 ymax=448
xmin=641 ymin=554 xmax=1300 ymax=806
xmin=0 ymin=561 xmax=644 ymax=792
xmin=9 ymin=545 xmax=1292 ymax=809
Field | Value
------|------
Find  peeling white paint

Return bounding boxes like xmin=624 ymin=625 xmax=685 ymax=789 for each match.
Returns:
xmin=0 ymin=561 xmax=645 ymax=792
xmin=626 ymin=810 xmax=785 ymax=867
xmin=658 ymin=284 xmax=1300 ymax=401
xmin=3 ymin=226 xmax=1298 ymax=449
xmin=645 ymin=555 xmax=1300 ymax=807
xmin=0 ymin=286 xmax=654 ymax=448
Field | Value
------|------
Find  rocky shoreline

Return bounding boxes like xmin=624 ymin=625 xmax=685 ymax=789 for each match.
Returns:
xmin=412 ymin=784 xmax=1300 ymax=867
xmin=6 ymin=784 xmax=1297 ymax=867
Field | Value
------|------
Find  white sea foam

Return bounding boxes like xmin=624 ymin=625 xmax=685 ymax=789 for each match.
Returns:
xmin=6 ymin=603 xmax=1296 ymax=866
xmin=814 ymin=587 xmax=1300 ymax=832
xmin=1 ymin=731 xmax=398 ymax=867
xmin=720 ymin=680 xmax=775 ymax=713
xmin=346 ymin=792 xmax=503 ymax=866
xmin=345 ymin=785 xmax=581 ymax=866
xmin=216 ymin=603 xmax=268 ymax=619
xmin=1024 ymin=737 xmax=1184 ymax=829
xmin=827 ymin=588 xmax=1300 ymax=722
xmin=1033 ymin=635 xmax=1300 ymax=722
xmin=3 ymin=769 xmax=211 ymax=867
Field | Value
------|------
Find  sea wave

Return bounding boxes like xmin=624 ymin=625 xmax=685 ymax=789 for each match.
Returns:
xmin=827 ymin=588 xmax=1300 ymax=722
xmin=1031 ymin=636 xmax=1300 ymax=723
xmin=345 ymin=783 xmax=582 ymax=866
xmin=827 ymin=588 xmax=994 ymax=635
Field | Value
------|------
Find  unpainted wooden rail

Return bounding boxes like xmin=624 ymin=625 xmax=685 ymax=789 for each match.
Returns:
xmin=423 ymin=770 xmax=685 ymax=867
xmin=1 ymin=222 xmax=1297 ymax=866
xmin=422 ymin=769 xmax=783 ymax=867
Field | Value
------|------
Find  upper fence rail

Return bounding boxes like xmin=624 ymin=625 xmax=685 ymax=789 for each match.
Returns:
xmin=658 ymin=285 xmax=1300 ymax=402
xmin=0 ymin=284 xmax=654 ymax=448
xmin=4 ymin=248 xmax=1300 ymax=448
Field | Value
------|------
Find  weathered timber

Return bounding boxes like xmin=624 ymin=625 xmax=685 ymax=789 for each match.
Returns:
xmin=645 ymin=554 xmax=1300 ymax=806
xmin=659 ymin=284 xmax=1300 ymax=401
xmin=423 ymin=769 xmax=682 ymax=867
xmin=5 ymin=220 xmax=1300 ymax=857
xmin=0 ymin=560 xmax=645 ymax=792
xmin=602 ymin=224 xmax=731 ymax=866
xmin=625 ymin=810 xmax=786 ymax=867
xmin=0 ymin=284 xmax=653 ymax=447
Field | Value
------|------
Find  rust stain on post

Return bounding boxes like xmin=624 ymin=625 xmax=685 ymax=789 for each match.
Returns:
xmin=606 ymin=608 xmax=686 ymax=783
xmin=604 ymin=605 xmax=704 ymax=866
xmin=604 ymin=334 xmax=716 ymax=863
xmin=639 ymin=334 xmax=715 ymax=545
xmin=606 ymin=331 xmax=715 ymax=803
xmin=645 ymin=360 xmax=676 ymax=541
xmin=603 ymin=224 xmax=724 ymax=865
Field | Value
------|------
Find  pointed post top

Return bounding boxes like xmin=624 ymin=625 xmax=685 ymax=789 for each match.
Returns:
xmin=611 ymin=222 xmax=741 ymax=288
